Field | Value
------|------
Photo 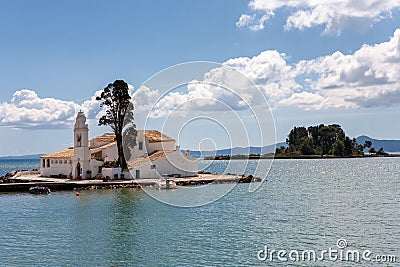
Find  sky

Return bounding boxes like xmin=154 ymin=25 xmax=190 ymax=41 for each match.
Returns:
xmin=1 ymin=0 xmax=400 ymax=156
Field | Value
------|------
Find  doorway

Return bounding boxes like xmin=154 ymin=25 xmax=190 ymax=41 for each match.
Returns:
xmin=76 ymin=162 xmax=81 ymax=178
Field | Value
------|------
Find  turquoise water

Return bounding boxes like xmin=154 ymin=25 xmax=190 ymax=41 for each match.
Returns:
xmin=0 ymin=158 xmax=399 ymax=266
xmin=0 ymin=159 xmax=40 ymax=177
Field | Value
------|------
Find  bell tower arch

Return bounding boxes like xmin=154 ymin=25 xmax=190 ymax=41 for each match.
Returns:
xmin=73 ymin=111 xmax=90 ymax=179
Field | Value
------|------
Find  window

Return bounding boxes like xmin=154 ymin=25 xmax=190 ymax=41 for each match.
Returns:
xmin=151 ymin=165 xmax=156 ymax=169
xmin=64 ymin=160 xmax=68 ymax=164
xmin=77 ymin=134 xmax=82 ymax=147
xmin=51 ymin=160 xmax=54 ymax=164
xmin=42 ymin=159 xmax=46 ymax=168
xmin=139 ymin=141 xmax=143 ymax=150
xmin=55 ymin=160 xmax=58 ymax=164
xmin=47 ymin=159 xmax=50 ymax=168
xmin=69 ymin=160 xmax=73 ymax=164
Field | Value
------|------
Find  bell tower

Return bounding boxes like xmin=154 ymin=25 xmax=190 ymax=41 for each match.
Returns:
xmin=73 ymin=111 xmax=90 ymax=179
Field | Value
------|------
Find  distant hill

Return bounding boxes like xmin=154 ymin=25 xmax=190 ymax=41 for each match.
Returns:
xmin=0 ymin=154 xmax=45 ymax=160
xmin=356 ymin=136 xmax=400 ymax=153
xmin=3 ymin=135 xmax=399 ymax=160
xmin=188 ymin=135 xmax=400 ymax=158
xmin=187 ymin=142 xmax=287 ymax=158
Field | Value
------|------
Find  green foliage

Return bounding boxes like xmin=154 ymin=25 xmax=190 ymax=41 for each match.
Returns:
xmin=300 ymin=137 xmax=314 ymax=155
xmin=286 ymin=126 xmax=308 ymax=147
xmin=367 ymin=144 xmax=387 ymax=156
xmin=275 ymin=146 xmax=287 ymax=155
xmin=277 ymin=124 xmax=369 ymax=157
xmin=376 ymin=147 xmax=388 ymax=156
xmin=364 ymin=140 xmax=372 ymax=149
xmin=96 ymin=80 xmax=136 ymax=170
xmin=332 ymin=140 xmax=344 ymax=157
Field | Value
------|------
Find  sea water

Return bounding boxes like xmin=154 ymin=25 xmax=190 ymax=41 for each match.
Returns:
xmin=0 ymin=159 xmax=40 ymax=177
xmin=0 ymin=158 xmax=399 ymax=266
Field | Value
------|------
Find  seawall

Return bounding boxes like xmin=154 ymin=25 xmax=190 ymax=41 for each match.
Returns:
xmin=0 ymin=173 xmax=261 ymax=193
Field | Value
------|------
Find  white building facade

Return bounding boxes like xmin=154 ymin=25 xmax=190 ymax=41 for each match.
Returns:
xmin=40 ymin=112 xmax=198 ymax=179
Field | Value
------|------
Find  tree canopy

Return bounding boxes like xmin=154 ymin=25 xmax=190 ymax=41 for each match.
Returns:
xmin=277 ymin=124 xmax=373 ymax=157
xmin=96 ymin=80 xmax=137 ymax=170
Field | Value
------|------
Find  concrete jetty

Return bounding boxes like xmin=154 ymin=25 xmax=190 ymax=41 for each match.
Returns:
xmin=0 ymin=172 xmax=261 ymax=193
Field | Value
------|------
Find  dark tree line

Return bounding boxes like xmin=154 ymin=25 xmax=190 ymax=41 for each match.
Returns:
xmin=276 ymin=124 xmax=386 ymax=157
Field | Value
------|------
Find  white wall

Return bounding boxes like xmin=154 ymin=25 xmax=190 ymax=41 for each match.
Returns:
xmin=103 ymin=145 xmax=118 ymax=162
xmin=90 ymin=159 xmax=104 ymax=177
xmin=126 ymin=136 xmax=177 ymax=161
xmin=147 ymin=141 xmax=175 ymax=153
xmin=101 ymin=168 xmax=132 ymax=179
xmin=131 ymin=150 xmax=198 ymax=179
xmin=40 ymin=158 xmax=72 ymax=177
xmin=41 ymin=158 xmax=105 ymax=179
xmin=102 ymin=167 xmax=120 ymax=180
xmin=132 ymin=161 xmax=158 ymax=179
xmin=129 ymin=134 xmax=146 ymax=160
xmin=153 ymin=150 xmax=197 ymax=177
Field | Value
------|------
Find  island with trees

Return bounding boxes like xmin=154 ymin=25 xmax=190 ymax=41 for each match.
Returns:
xmin=274 ymin=124 xmax=389 ymax=158
xmin=205 ymin=124 xmax=395 ymax=160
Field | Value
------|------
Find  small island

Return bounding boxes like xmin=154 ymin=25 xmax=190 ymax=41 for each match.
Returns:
xmin=205 ymin=124 xmax=398 ymax=160
xmin=275 ymin=124 xmax=389 ymax=157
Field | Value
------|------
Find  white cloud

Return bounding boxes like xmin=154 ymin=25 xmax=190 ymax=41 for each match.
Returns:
xmin=224 ymin=50 xmax=301 ymax=103
xmin=236 ymin=14 xmax=254 ymax=28
xmin=0 ymin=83 xmax=139 ymax=129
xmin=236 ymin=13 xmax=272 ymax=31
xmin=131 ymin=85 xmax=160 ymax=113
xmin=0 ymin=89 xmax=110 ymax=129
xmin=279 ymin=92 xmax=324 ymax=109
xmin=0 ymin=90 xmax=81 ymax=129
xmin=144 ymin=80 xmax=245 ymax=119
xmin=295 ymin=28 xmax=400 ymax=108
xmin=141 ymin=65 xmax=266 ymax=119
xmin=149 ymin=92 xmax=189 ymax=118
xmin=2 ymin=29 xmax=399 ymax=128
xmin=237 ymin=0 xmax=400 ymax=35
xmin=81 ymin=90 xmax=105 ymax=121
xmin=139 ymin=29 xmax=400 ymax=116
xmin=172 ymin=28 xmax=400 ymax=111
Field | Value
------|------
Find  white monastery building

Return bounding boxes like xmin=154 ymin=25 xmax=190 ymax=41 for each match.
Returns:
xmin=40 ymin=111 xmax=198 ymax=179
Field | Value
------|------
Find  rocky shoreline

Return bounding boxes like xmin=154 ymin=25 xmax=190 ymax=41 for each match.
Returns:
xmin=0 ymin=169 xmax=261 ymax=193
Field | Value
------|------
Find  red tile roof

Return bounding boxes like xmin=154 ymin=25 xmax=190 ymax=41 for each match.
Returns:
xmin=128 ymin=150 xmax=175 ymax=168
